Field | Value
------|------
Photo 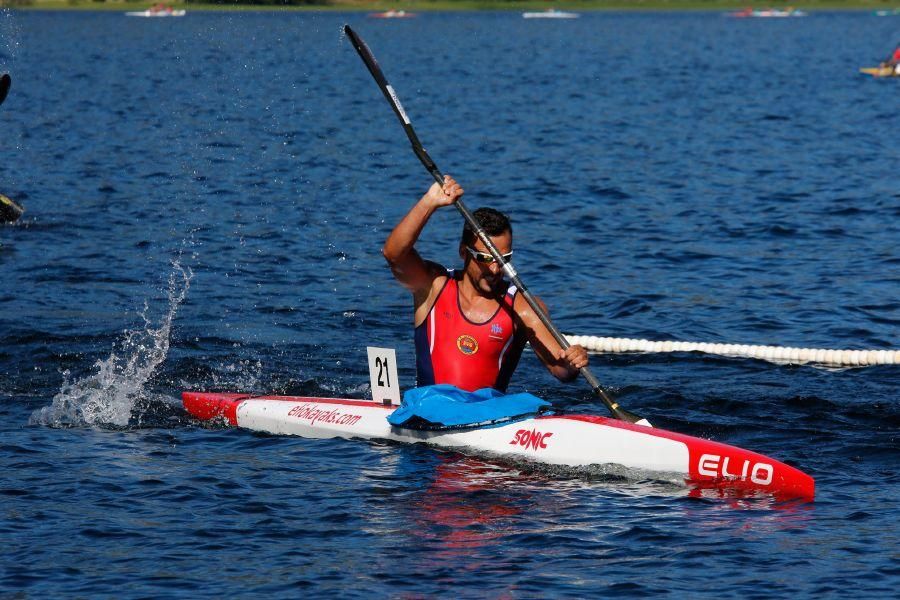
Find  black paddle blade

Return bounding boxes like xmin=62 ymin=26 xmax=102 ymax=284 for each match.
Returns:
xmin=343 ymin=26 xmax=389 ymax=92
xmin=613 ymin=406 xmax=650 ymax=426
xmin=590 ymin=383 xmax=650 ymax=426
xmin=0 ymin=74 xmax=10 ymax=107
xmin=343 ymin=25 xmax=444 ymax=185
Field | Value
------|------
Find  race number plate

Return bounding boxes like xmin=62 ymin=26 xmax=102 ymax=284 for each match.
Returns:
xmin=367 ymin=347 xmax=401 ymax=406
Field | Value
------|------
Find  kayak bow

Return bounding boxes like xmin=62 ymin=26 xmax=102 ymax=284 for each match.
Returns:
xmin=860 ymin=66 xmax=899 ymax=78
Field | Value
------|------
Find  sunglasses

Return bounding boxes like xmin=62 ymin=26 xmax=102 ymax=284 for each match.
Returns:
xmin=466 ymin=246 xmax=513 ymax=264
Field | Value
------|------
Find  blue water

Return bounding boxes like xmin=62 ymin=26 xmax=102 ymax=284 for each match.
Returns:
xmin=1 ymin=9 xmax=898 ymax=597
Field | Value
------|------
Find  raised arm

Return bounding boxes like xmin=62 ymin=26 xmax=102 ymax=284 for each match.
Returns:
xmin=382 ymin=175 xmax=464 ymax=293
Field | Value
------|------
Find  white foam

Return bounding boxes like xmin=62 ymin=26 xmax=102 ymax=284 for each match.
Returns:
xmin=30 ymin=262 xmax=192 ymax=428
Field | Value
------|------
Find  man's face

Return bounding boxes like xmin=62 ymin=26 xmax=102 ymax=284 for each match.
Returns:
xmin=461 ymin=231 xmax=513 ymax=295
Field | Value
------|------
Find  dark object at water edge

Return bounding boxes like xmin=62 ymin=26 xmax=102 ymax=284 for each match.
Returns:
xmin=0 ymin=193 xmax=24 ymax=223
xmin=0 ymin=73 xmax=9 ymax=106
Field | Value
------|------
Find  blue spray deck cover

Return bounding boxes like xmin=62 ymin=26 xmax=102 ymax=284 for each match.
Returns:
xmin=387 ymin=384 xmax=551 ymax=430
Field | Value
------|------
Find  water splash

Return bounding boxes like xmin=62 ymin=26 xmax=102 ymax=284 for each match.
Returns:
xmin=30 ymin=262 xmax=193 ymax=428
xmin=191 ymin=358 xmax=264 ymax=394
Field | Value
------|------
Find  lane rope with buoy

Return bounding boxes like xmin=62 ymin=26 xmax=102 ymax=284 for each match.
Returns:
xmin=564 ymin=335 xmax=898 ymax=368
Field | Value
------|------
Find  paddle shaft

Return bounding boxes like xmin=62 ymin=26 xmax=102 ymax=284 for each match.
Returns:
xmin=344 ymin=26 xmax=644 ymax=424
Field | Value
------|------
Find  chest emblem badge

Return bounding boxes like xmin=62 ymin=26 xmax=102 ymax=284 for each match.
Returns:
xmin=456 ymin=334 xmax=479 ymax=355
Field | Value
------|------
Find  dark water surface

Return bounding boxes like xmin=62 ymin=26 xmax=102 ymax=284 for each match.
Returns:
xmin=1 ymin=10 xmax=898 ymax=597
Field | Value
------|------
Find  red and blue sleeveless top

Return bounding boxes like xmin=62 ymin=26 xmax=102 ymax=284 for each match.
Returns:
xmin=415 ymin=271 xmax=524 ymax=392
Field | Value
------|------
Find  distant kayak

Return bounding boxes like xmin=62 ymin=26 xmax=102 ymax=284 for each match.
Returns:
xmin=125 ymin=9 xmax=186 ymax=17
xmin=728 ymin=8 xmax=807 ymax=17
xmin=860 ymin=66 xmax=900 ymax=78
xmin=367 ymin=10 xmax=415 ymax=18
xmin=523 ymin=9 xmax=580 ymax=19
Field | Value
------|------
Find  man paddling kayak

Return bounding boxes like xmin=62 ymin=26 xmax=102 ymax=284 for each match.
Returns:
xmin=383 ymin=175 xmax=589 ymax=392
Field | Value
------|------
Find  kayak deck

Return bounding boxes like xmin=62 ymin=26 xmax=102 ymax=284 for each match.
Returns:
xmin=182 ymin=392 xmax=815 ymax=501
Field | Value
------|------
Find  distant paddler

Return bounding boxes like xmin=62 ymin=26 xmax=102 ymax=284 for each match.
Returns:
xmin=1 ymin=74 xmax=25 ymax=223
xmin=860 ymin=43 xmax=900 ymax=78
xmin=885 ymin=42 xmax=900 ymax=75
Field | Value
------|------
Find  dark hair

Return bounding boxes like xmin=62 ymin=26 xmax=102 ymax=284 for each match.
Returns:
xmin=461 ymin=207 xmax=512 ymax=247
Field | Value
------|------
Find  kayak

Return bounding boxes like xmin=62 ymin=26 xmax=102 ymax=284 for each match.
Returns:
xmin=728 ymin=9 xmax=807 ymax=17
xmin=523 ymin=10 xmax=580 ymax=19
xmin=183 ymin=391 xmax=815 ymax=500
xmin=860 ymin=66 xmax=899 ymax=78
xmin=125 ymin=9 xmax=186 ymax=17
xmin=368 ymin=10 xmax=415 ymax=18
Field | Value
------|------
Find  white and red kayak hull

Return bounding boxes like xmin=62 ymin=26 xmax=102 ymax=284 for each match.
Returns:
xmin=182 ymin=392 xmax=815 ymax=500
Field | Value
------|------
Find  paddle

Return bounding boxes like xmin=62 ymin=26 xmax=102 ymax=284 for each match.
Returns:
xmin=0 ymin=74 xmax=9 ymax=107
xmin=344 ymin=26 xmax=649 ymax=426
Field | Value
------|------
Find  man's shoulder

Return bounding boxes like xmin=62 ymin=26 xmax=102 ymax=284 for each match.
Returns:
xmin=412 ymin=261 xmax=451 ymax=308
xmin=412 ymin=263 xmax=457 ymax=326
xmin=418 ymin=260 xmax=452 ymax=288
xmin=422 ymin=260 xmax=449 ymax=276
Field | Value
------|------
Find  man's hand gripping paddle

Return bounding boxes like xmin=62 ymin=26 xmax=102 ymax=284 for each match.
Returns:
xmin=344 ymin=26 xmax=649 ymax=426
